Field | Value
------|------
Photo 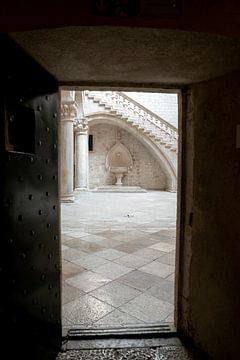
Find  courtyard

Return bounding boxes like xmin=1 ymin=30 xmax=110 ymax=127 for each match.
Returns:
xmin=61 ymin=190 xmax=177 ymax=334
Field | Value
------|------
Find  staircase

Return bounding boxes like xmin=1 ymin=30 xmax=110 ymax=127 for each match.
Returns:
xmin=84 ymin=90 xmax=177 ymax=151
xmin=83 ymin=90 xmax=178 ymax=179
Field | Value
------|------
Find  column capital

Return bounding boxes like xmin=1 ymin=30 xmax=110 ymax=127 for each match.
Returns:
xmin=61 ymin=102 xmax=77 ymax=122
xmin=74 ymin=117 xmax=88 ymax=134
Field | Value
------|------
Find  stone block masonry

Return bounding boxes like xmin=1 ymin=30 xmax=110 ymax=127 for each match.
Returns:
xmin=89 ymin=124 xmax=167 ymax=190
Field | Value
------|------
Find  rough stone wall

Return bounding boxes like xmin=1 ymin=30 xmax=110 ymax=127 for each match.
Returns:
xmin=89 ymin=123 xmax=167 ymax=189
xmin=179 ymin=69 xmax=240 ymax=359
xmin=124 ymin=92 xmax=178 ymax=128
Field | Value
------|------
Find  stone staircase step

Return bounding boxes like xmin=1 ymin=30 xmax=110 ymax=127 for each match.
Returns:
xmin=85 ymin=90 xmax=178 ymax=167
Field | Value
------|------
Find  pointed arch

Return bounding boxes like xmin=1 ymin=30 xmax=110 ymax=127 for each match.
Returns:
xmin=86 ymin=112 xmax=177 ymax=191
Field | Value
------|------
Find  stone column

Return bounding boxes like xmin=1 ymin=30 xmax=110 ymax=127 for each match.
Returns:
xmin=74 ymin=118 xmax=89 ymax=191
xmin=60 ymin=100 xmax=77 ymax=202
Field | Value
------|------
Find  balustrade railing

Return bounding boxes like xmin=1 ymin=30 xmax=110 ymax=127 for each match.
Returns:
xmin=84 ymin=90 xmax=178 ymax=149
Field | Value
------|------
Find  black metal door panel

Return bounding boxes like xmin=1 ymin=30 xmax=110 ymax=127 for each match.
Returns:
xmin=0 ymin=35 xmax=61 ymax=358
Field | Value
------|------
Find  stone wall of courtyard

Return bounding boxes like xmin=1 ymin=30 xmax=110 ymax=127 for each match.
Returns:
xmin=88 ymin=123 xmax=167 ymax=190
xmin=124 ymin=92 xmax=178 ymax=128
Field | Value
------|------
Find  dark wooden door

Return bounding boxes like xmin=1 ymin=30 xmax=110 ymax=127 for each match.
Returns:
xmin=0 ymin=35 xmax=61 ymax=359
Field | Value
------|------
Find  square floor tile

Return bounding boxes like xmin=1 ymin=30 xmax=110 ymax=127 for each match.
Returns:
xmin=62 ymin=260 xmax=85 ymax=278
xmin=98 ymin=238 xmax=125 ymax=249
xmin=62 ymin=283 xmax=85 ymax=305
xmin=150 ymin=242 xmax=175 ymax=253
xmin=63 ymin=248 xmax=88 ymax=262
xmin=115 ymin=242 xmax=144 ymax=254
xmin=62 ymin=315 xmax=74 ymax=328
xmin=62 ymin=294 xmax=115 ymax=325
xmin=145 ymin=280 xmax=175 ymax=304
xmin=139 ymin=261 xmax=174 ymax=279
xmin=149 ymin=230 xmax=176 ymax=243
xmin=132 ymin=248 xmax=165 ymax=260
xmin=67 ymin=240 xmax=105 ymax=254
xmin=140 ymin=227 xmax=165 ymax=234
xmin=70 ymin=254 xmax=110 ymax=270
xmin=128 ymin=237 xmax=161 ymax=247
xmin=87 ymin=228 xmax=111 ymax=234
xmin=94 ymin=249 xmax=127 ymax=260
xmin=80 ymin=234 xmax=107 ymax=243
xmin=112 ymin=230 xmax=145 ymax=242
xmin=163 ymin=312 xmax=175 ymax=323
xmin=63 ymin=231 xmax=91 ymax=238
xmin=92 ymin=262 xmax=132 ymax=280
xmin=118 ymin=270 xmax=160 ymax=291
xmin=90 ymin=281 xmax=141 ymax=307
xmin=157 ymin=251 xmax=176 ymax=266
xmin=65 ymin=271 xmax=112 ymax=292
xmin=119 ymin=293 xmax=173 ymax=323
xmin=61 ymin=234 xmax=75 ymax=243
xmin=114 ymin=254 xmax=151 ymax=269
xmin=164 ymin=273 xmax=174 ymax=282
xmin=97 ymin=230 xmax=123 ymax=238
xmin=95 ymin=309 xmax=143 ymax=326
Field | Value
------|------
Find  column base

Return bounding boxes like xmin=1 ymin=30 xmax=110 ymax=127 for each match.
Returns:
xmin=60 ymin=194 xmax=75 ymax=203
xmin=74 ymin=187 xmax=89 ymax=192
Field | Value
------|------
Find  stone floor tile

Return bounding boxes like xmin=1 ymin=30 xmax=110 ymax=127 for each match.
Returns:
xmin=157 ymin=251 xmax=176 ymax=266
xmin=119 ymin=293 xmax=173 ymax=323
xmin=62 ymin=283 xmax=85 ymax=305
xmin=159 ymin=229 xmax=176 ymax=237
xmin=61 ymin=244 xmax=69 ymax=251
xmin=70 ymin=254 xmax=110 ymax=270
xmin=166 ymin=273 xmax=175 ymax=282
xmin=62 ymin=294 xmax=115 ymax=325
xmin=87 ymin=228 xmax=110 ymax=234
xmin=61 ymin=191 xmax=177 ymax=329
xmin=63 ymin=230 xmax=91 ymax=238
xmin=95 ymin=308 xmax=144 ymax=326
xmin=133 ymin=248 xmax=165 ymax=260
xmin=94 ymin=248 xmax=127 ymax=260
xmin=62 ymin=260 xmax=85 ymax=278
xmin=145 ymin=280 xmax=175 ymax=304
xmin=128 ymin=236 xmax=162 ymax=247
xmin=56 ymin=346 xmax=201 ymax=359
xmin=98 ymin=238 xmax=125 ymax=249
xmin=92 ymin=262 xmax=132 ymax=280
xmin=118 ymin=270 xmax=161 ymax=291
xmin=149 ymin=229 xmax=175 ymax=238
xmin=152 ymin=235 xmax=176 ymax=244
xmin=163 ymin=311 xmax=175 ymax=323
xmin=65 ymin=271 xmax=112 ymax=293
xmin=65 ymin=239 xmax=105 ymax=254
xmin=61 ymin=234 xmax=76 ymax=243
xmin=80 ymin=234 xmax=108 ymax=243
xmin=114 ymin=242 xmax=144 ymax=254
xmin=139 ymin=261 xmax=174 ymax=279
xmin=140 ymin=227 xmax=167 ymax=233
xmin=90 ymin=281 xmax=141 ymax=307
xmin=96 ymin=230 xmax=123 ymax=238
xmin=113 ymin=253 xmax=152 ymax=269
xmin=112 ymin=230 xmax=146 ymax=242
xmin=150 ymin=242 xmax=176 ymax=253
xmin=62 ymin=315 xmax=74 ymax=328
xmin=62 ymin=248 xmax=88 ymax=262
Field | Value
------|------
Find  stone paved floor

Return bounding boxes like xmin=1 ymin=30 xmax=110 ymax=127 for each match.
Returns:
xmin=61 ymin=191 xmax=176 ymax=333
xmin=56 ymin=346 xmax=205 ymax=360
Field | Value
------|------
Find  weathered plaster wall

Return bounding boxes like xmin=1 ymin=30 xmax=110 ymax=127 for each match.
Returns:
xmin=89 ymin=123 xmax=167 ymax=190
xmin=180 ymin=70 xmax=240 ymax=359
